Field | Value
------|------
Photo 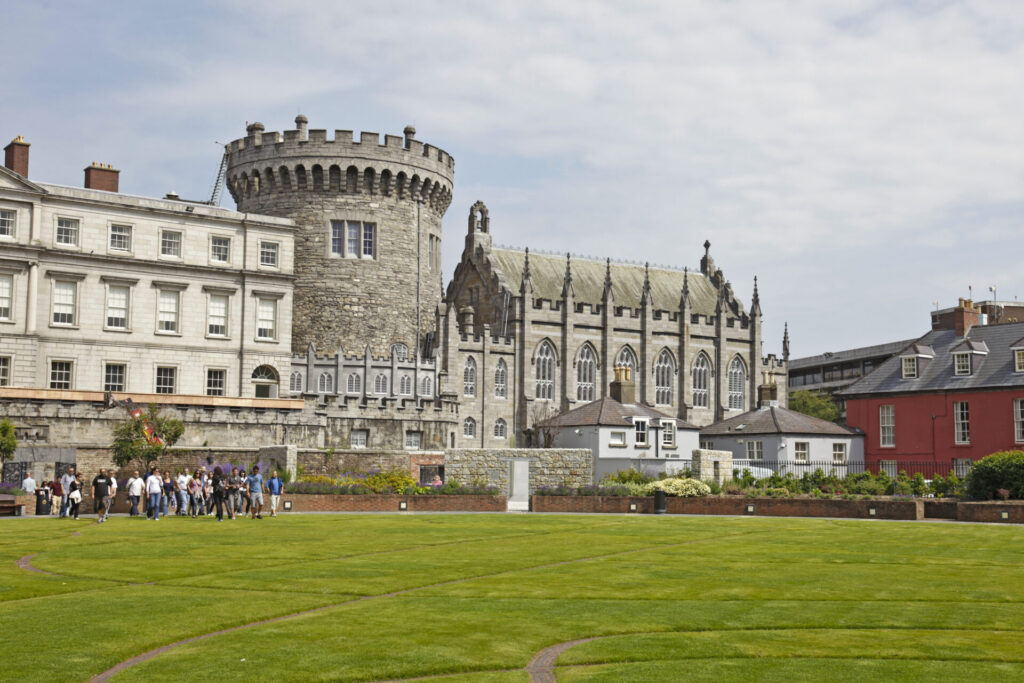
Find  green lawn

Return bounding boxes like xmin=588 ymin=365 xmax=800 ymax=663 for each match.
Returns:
xmin=1 ymin=514 xmax=1023 ymax=681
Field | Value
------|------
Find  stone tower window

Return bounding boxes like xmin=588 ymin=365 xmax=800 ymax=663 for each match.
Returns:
xmin=290 ymin=371 xmax=303 ymax=394
xmin=464 ymin=357 xmax=477 ymax=397
xmin=655 ymin=349 xmax=675 ymax=406
xmin=494 ymin=419 xmax=507 ymax=439
xmin=400 ymin=375 xmax=412 ymax=396
xmin=390 ymin=343 xmax=408 ymax=361
xmin=317 ymin=372 xmax=333 ymax=394
xmin=374 ymin=373 xmax=388 ymax=395
xmin=346 ymin=373 xmax=361 ymax=394
xmin=463 ymin=417 xmax=476 ymax=438
xmin=494 ymin=359 xmax=507 ymax=398
xmin=728 ymin=356 xmax=746 ymax=410
xmin=692 ymin=353 xmax=711 ymax=408
xmin=536 ymin=342 xmax=555 ymax=400
xmin=616 ymin=346 xmax=637 ymax=372
xmin=577 ymin=345 xmax=596 ymax=402
xmin=421 ymin=375 xmax=433 ymax=395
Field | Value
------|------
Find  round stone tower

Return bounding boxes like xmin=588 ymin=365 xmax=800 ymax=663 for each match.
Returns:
xmin=225 ymin=116 xmax=454 ymax=357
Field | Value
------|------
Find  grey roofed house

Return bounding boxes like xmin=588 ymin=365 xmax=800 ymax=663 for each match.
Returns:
xmin=700 ymin=405 xmax=861 ymax=437
xmin=489 ymin=247 xmax=727 ymax=314
xmin=839 ymin=321 xmax=1024 ymax=397
xmin=538 ymin=396 xmax=698 ymax=429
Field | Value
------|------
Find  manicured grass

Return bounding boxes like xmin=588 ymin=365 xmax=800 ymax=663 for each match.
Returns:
xmin=1 ymin=514 xmax=1022 ymax=681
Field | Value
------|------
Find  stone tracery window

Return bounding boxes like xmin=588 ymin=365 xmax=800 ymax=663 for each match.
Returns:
xmin=728 ymin=356 xmax=746 ymax=410
xmin=655 ymin=349 xmax=674 ymax=406
xmin=616 ymin=346 xmax=637 ymax=372
xmin=535 ymin=341 xmax=555 ymax=400
xmin=347 ymin=373 xmax=361 ymax=394
xmin=494 ymin=359 xmax=507 ymax=398
xmin=464 ymin=357 xmax=477 ymax=397
xmin=576 ymin=345 xmax=596 ymax=402
xmin=463 ymin=417 xmax=476 ymax=437
xmin=494 ymin=419 xmax=507 ymax=439
xmin=317 ymin=372 xmax=333 ymax=394
xmin=692 ymin=353 xmax=711 ymax=408
xmin=290 ymin=371 xmax=303 ymax=394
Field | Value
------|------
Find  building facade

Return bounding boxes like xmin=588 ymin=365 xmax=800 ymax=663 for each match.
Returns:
xmin=842 ymin=321 xmax=1024 ymax=476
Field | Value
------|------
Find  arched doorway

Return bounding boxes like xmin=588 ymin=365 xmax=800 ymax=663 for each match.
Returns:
xmin=251 ymin=365 xmax=279 ymax=398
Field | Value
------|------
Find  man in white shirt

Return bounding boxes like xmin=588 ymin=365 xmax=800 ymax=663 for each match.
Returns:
xmin=60 ymin=467 xmax=75 ymax=518
xmin=21 ymin=474 xmax=36 ymax=495
xmin=146 ymin=468 xmax=164 ymax=521
xmin=127 ymin=471 xmax=144 ymax=517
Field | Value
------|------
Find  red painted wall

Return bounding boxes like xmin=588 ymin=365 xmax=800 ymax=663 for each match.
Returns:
xmin=846 ymin=389 xmax=1024 ymax=472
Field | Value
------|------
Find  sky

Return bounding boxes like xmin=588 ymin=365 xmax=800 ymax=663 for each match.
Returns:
xmin=2 ymin=0 xmax=1022 ymax=358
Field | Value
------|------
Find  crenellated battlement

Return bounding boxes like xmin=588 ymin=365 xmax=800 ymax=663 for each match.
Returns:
xmin=225 ymin=118 xmax=454 ymax=213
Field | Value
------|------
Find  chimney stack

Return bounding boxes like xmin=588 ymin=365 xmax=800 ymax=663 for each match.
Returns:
xmin=84 ymin=162 xmax=120 ymax=193
xmin=609 ymin=365 xmax=636 ymax=404
xmin=758 ymin=371 xmax=779 ymax=408
xmin=4 ymin=136 xmax=30 ymax=177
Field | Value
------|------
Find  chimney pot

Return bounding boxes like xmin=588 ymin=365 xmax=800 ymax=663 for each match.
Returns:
xmin=3 ymin=136 xmax=30 ymax=177
xmin=84 ymin=163 xmax=120 ymax=192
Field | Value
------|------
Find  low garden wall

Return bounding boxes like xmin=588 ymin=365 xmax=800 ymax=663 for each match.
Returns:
xmin=956 ymin=501 xmax=1024 ymax=524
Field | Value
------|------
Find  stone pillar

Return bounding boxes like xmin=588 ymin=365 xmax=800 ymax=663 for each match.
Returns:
xmin=691 ymin=448 xmax=732 ymax=485
xmin=26 ymin=262 xmax=38 ymax=335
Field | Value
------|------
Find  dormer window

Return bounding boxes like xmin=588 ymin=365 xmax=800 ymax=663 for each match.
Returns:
xmin=954 ymin=353 xmax=972 ymax=376
xmin=901 ymin=357 xmax=917 ymax=379
xmin=1016 ymin=349 xmax=1024 ymax=373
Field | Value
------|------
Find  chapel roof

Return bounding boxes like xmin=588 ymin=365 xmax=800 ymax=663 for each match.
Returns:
xmin=537 ymin=396 xmax=699 ymax=430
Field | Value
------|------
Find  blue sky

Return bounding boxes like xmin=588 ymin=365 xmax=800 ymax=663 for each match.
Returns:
xmin=3 ymin=0 xmax=1022 ymax=358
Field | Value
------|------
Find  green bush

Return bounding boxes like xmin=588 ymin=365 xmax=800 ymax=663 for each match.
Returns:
xmin=647 ymin=477 xmax=711 ymax=497
xmin=966 ymin=451 xmax=1024 ymax=500
xmin=603 ymin=468 xmax=655 ymax=485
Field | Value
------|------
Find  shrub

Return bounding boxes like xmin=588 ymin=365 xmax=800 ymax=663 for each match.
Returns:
xmin=646 ymin=478 xmax=711 ymax=497
xmin=0 ymin=418 xmax=17 ymax=464
xmin=966 ymin=451 xmax=1024 ymax=500
xmin=603 ymin=468 xmax=655 ymax=485
xmin=763 ymin=487 xmax=791 ymax=498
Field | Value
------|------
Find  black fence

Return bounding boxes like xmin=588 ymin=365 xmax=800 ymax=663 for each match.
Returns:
xmin=671 ymin=459 xmax=968 ymax=481
xmin=1 ymin=462 xmax=30 ymax=486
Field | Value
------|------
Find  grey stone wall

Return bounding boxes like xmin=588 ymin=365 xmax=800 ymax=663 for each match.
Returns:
xmin=444 ymin=448 xmax=592 ymax=493
xmin=225 ymin=118 xmax=454 ymax=357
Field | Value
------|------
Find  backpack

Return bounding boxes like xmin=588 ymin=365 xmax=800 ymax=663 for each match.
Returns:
xmin=214 ymin=477 xmax=226 ymax=494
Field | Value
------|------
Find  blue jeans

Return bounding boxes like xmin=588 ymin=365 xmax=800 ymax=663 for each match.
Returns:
xmin=129 ymin=495 xmax=140 ymax=516
xmin=177 ymin=490 xmax=188 ymax=514
xmin=161 ymin=494 xmax=168 ymax=516
xmin=60 ymin=495 xmax=70 ymax=518
xmin=149 ymin=492 xmax=161 ymax=520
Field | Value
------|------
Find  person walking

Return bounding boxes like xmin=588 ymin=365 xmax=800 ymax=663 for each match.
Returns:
xmin=126 ymin=471 xmax=143 ymax=517
xmin=146 ymin=467 xmax=163 ymax=521
xmin=22 ymin=473 xmax=36 ymax=496
xmin=227 ymin=467 xmax=242 ymax=520
xmin=237 ymin=469 xmax=250 ymax=516
xmin=246 ymin=466 xmax=265 ymax=520
xmin=68 ymin=473 xmax=84 ymax=520
xmin=48 ymin=478 xmax=63 ymax=516
xmin=267 ymin=470 xmax=284 ymax=517
xmin=162 ymin=473 xmax=174 ymax=516
xmin=211 ymin=466 xmax=227 ymax=521
xmin=187 ymin=470 xmax=202 ymax=517
xmin=91 ymin=468 xmax=114 ymax=523
xmin=59 ymin=467 xmax=75 ymax=518
xmin=175 ymin=470 xmax=189 ymax=515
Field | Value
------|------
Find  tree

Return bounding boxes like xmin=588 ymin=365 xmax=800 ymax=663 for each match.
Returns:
xmin=788 ymin=390 xmax=840 ymax=423
xmin=0 ymin=418 xmax=17 ymax=463
xmin=110 ymin=404 xmax=185 ymax=469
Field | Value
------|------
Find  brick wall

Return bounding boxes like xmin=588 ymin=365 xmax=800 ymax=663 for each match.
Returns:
xmin=287 ymin=494 xmax=505 ymax=513
xmin=956 ymin=501 xmax=1024 ymax=524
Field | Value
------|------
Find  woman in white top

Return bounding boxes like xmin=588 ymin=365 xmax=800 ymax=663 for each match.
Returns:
xmin=146 ymin=468 xmax=164 ymax=521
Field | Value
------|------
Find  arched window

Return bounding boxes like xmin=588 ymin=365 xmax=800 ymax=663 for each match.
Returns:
xmin=494 ymin=419 xmax=507 ymax=439
xmin=400 ymin=375 xmax=412 ymax=395
xmin=655 ymin=350 xmax=675 ymax=406
xmin=374 ymin=373 xmax=388 ymax=395
xmin=464 ymin=357 xmax=477 ymax=397
xmin=494 ymin=359 xmax=507 ymax=398
xmin=728 ymin=356 xmax=747 ymax=410
xmin=535 ymin=342 xmax=555 ymax=400
xmin=577 ymin=345 xmax=596 ymax=402
xmin=317 ymin=372 xmax=333 ymax=394
xmin=289 ymin=371 xmax=303 ymax=394
xmin=616 ymin=346 xmax=638 ymax=373
xmin=692 ymin=354 xmax=711 ymax=408
xmin=463 ymin=417 xmax=476 ymax=437
xmin=421 ymin=376 xmax=433 ymax=395
xmin=390 ymin=343 xmax=408 ymax=361
xmin=347 ymin=373 xmax=361 ymax=394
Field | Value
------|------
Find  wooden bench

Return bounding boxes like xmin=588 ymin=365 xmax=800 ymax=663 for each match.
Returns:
xmin=0 ymin=494 xmax=17 ymax=516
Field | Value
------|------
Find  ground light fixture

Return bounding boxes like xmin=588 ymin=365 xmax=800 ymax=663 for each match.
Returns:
xmin=283 ymin=500 xmax=292 ymax=511
xmin=746 ymin=504 xmax=755 ymax=514
xmin=1001 ymin=511 xmax=1009 ymax=520
xmin=399 ymin=501 xmax=408 ymax=511
xmin=869 ymin=508 xmax=877 ymax=517
xmin=628 ymin=502 xmax=638 ymax=512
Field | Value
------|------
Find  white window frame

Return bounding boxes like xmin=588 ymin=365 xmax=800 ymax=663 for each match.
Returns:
xmin=374 ymin=373 xmax=388 ymax=395
xmin=832 ymin=442 xmax=848 ymax=464
xmin=953 ymin=353 xmax=971 ymax=376
xmin=634 ymin=419 xmax=648 ymax=446
xmin=259 ymin=240 xmax=279 ymax=268
xmin=420 ymin=375 xmax=432 ymax=396
xmin=210 ymin=235 xmax=231 ymax=264
xmin=610 ymin=431 xmax=626 ymax=447
xmin=405 ymin=431 xmax=422 ymax=449
xmin=49 ymin=359 xmax=73 ymax=390
xmin=289 ymin=371 xmax=303 ymax=394
xmin=901 ymin=356 xmax=918 ymax=379
xmin=661 ymin=421 xmax=675 ymax=447
xmin=700 ymin=440 xmax=714 ymax=450
xmin=55 ymin=217 xmax=80 ymax=247
xmin=103 ymin=362 xmax=126 ymax=392
xmin=351 ymin=430 xmax=368 ymax=449
xmin=464 ymin=357 xmax=476 ymax=397
xmin=727 ymin=356 xmax=746 ymax=410
xmin=108 ymin=223 xmax=133 ymax=253
xmin=1014 ymin=399 xmax=1024 ymax=444
xmin=51 ymin=280 xmax=77 ymax=327
xmin=880 ymin=405 xmax=895 ymax=448
xmin=159 ymin=229 xmax=183 ymax=259
xmin=330 ymin=220 xmax=377 ymax=259
xmin=746 ymin=440 xmax=764 ymax=460
xmin=0 ymin=273 xmax=13 ymax=321
xmin=206 ymin=368 xmax=227 ymax=396
xmin=156 ymin=289 xmax=180 ymax=334
xmin=207 ymin=293 xmax=229 ymax=338
xmin=155 ymin=366 xmax=177 ymax=394
xmin=317 ymin=372 xmax=334 ymax=394
xmin=104 ymin=283 xmax=131 ymax=331
xmin=256 ymin=297 xmax=277 ymax=341
xmin=655 ymin=350 xmax=674 ymax=406
xmin=0 ymin=208 xmax=16 ymax=238
xmin=399 ymin=375 xmax=412 ymax=396
xmin=494 ymin=419 xmax=507 ymax=439
xmin=954 ymin=401 xmax=970 ymax=444
xmin=0 ymin=355 xmax=10 ymax=386
xmin=463 ymin=417 xmax=476 ymax=438
xmin=794 ymin=441 xmax=810 ymax=462
xmin=1015 ymin=349 xmax=1024 ymax=374
xmin=346 ymin=373 xmax=361 ymax=395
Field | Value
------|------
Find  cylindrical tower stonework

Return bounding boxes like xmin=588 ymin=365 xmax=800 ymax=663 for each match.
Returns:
xmin=225 ymin=117 xmax=454 ymax=356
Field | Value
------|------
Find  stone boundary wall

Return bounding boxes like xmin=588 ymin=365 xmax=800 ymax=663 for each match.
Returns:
xmin=445 ymin=448 xmax=592 ymax=493
xmin=532 ymin=496 xmax=925 ymax=520
xmin=956 ymin=501 xmax=1024 ymax=524
xmin=923 ymin=500 xmax=960 ymax=519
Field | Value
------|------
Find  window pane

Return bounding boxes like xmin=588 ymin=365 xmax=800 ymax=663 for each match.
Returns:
xmin=110 ymin=224 xmax=132 ymax=251
xmin=257 ymin=299 xmax=276 ymax=339
xmin=106 ymin=285 xmax=129 ymax=329
xmin=260 ymin=242 xmax=278 ymax=267
xmin=331 ymin=221 xmax=344 ymax=255
xmin=104 ymin=364 xmax=126 ymax=392
xmin=158 ymin=290 xmax=178 ymax=332
xmin=211 ymin=237 xmax=230 ymax=262
xmin=0 ymin=356 xmax=10 ymax=386
xmin=0 ymin=274 xmax=12 ymax=319
xmin=52 ymin=281 xmax=76 ymax=325
xmin=50 ymin=361 xmax=72 ymax=389
xmin=362 ymin=223 xmax=375 ymax=257
xmin=0 ymin=209 xmax=15 ymax=236
xmin=347 ymin=222 xmax=359 ymax=256
xmin=206 ymin=369 xmax=226 ymax=396
xmin=155 ymin=367 xmax=176 ymax=394
xmin=161 ymin=230 xmax=182 ymax=257
xmin=208 ymin=295 xmax=227 ymax=336
xmin=56 ymin=218 xmax=78 ymax=245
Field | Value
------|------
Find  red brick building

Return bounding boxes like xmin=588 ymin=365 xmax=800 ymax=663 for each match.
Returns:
xmin=841 ymin=321 xmax=1024 ymax=477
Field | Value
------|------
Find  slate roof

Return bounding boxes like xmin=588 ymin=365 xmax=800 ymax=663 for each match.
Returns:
xmin=489 ymin=248 xmax=728 ymax=315
xmin=788 ymin=338 xmax=916 ymax=370
xmin=699 ymin=405 xmax=861 ymax=437
xmin=840 ymin=321 xmax=1024 ymax=396
xmin=537 ymin=396 xmax=699 ymax=430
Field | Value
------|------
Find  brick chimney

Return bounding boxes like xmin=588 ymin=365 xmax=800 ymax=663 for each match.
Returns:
xmin=932 ymin=298 xmax=981 ymax=337
xmin=4 ymin=136 xmax=29 ymax=177
xmin=84 ymin=162 xmax=120 ymax=192
xmin=609 ymin=366 xmax=636 ymax=404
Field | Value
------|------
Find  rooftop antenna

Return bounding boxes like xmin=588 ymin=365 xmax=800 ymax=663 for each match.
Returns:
xmin=208 ymin=142 xmax=228 ymax=206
